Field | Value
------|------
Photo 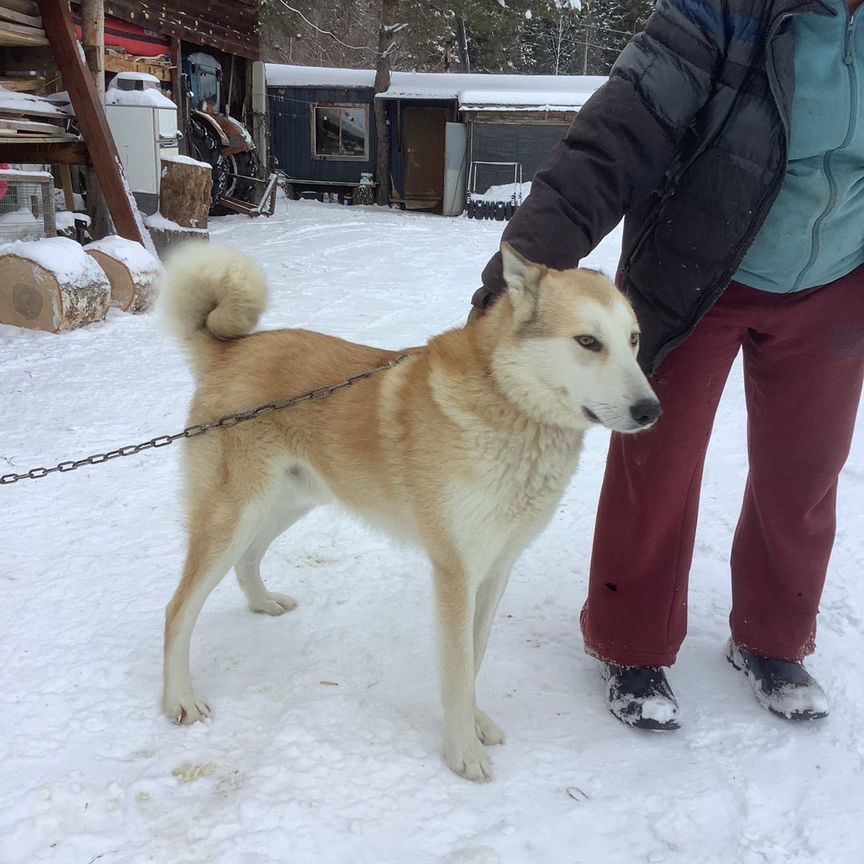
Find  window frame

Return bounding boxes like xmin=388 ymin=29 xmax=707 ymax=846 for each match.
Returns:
xmin=310 ymin=103 xmax=370 ymax=162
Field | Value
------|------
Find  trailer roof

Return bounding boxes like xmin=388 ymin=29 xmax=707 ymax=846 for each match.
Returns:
xmin=265 ymin=65 xmax=606 ymax=109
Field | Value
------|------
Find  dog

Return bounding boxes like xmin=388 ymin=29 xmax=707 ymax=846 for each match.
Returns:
xmin=159 ymin=241 xmax=660 ymax=782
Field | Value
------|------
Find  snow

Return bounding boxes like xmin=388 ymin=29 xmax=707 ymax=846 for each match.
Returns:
xmin=143 ymin=211 xmax=207 ymax=234
xmin=111 ymin=72 xmax=163 ymax=84
xmin=0 ymin=85 xmax=65 ymax=116
xmin=55 ymin=211 xmax=91 ymax=232
xmin=1 ymin=196 xmax=863 ymax=864
xmin=85 ymin=236 xmax=161 ymax=280
xmin=0 ymin=167 xmax=53 ymax=179
xmin=471 ymin=181 xmax=531 ymax=203
xmin=105 ymin=88 xmax=177 ymax=109
xmin=266 ymin=64 xmax=375 ymax=89
xmin=0 ymin=236 xmax=106 ymax=287
xmin=0 ymin=208 xmax=41 ymax=241
xmin=161 ymin=154 xmax=212 ymax=170
xmin=266 ymin=64 xmax=606 ymax=109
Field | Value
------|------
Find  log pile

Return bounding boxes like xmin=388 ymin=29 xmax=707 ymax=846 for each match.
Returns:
xmin=0 ymin=237 xmax=111 ymax=332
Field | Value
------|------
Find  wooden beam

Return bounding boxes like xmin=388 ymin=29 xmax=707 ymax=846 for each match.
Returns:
xmin=105 ymin=1 xmax=260 ymax=60
xmin=0 ymin=140 xmax=90 ymax=164
xmin=104 ymin=51 xmax=171 ymax=81
xmin=0 ymin=20 xmax=48 ymax=45
xmin=0 ymin=0 xmax=39 ymax=15
xmin=36 ymin=0 xmax=144 ymax=245
xmin=0 ymin=5 xmax=41 ymax=27
xmin=0 ymin=75 xmax=46 ymax=91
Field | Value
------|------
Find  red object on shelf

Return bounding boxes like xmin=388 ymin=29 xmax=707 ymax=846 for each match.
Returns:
xmin=72 ymin=12 xmax=170 ymax=58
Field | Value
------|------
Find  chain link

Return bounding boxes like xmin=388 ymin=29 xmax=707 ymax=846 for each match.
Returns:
xmin=1 ymin=355 xmax=410 ymax=487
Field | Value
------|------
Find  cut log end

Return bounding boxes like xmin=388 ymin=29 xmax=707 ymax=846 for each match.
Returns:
xmin=0 ymin=253 xmax=110 ymax=332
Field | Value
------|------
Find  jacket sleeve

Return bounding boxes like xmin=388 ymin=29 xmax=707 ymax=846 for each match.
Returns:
xmin=473 ymin=0 xmax=728 ymax=308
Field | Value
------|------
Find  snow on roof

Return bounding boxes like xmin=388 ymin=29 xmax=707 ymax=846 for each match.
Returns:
xmin=266 ymin=64 xmax=606 ymax=110
xmin=266 ymin=64 xmax=375 ymax=89
xmin=105 ymin=88 xmax=177 ymax=109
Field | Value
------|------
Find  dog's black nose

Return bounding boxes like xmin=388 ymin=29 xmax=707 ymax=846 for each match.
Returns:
xmin=630 ymin=398 xmax=662 ymax=427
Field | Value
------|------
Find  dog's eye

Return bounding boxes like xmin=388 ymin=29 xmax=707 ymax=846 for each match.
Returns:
xmin=576 ymin=335 xmax=602 ymax=352
xmin=630 ymin=332 xmax=640 ymax=347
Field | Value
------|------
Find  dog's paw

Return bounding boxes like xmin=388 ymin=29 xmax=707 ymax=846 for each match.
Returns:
xmin=474 ymin=709 xmax=505 ymax=746
xmin=444 ymin=737 xmax=493 ymax=783
xmin=248 ymin=592 xmax=297 ymax=616
xmin=163 ymin=694 xmax=211 ymax=725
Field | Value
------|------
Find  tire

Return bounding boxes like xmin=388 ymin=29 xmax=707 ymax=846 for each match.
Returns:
xmin=226 ymin=149 xmax=259 ymax=202
xmin=505 ymin=202 xmax=517 ymax=220
xmin=189 ymin=117 xmax=228 ymax=213
xmin=466 ymin=200 xmax=476 ymax=219
xmin=494 ymin=201 xmax=506 ymax=221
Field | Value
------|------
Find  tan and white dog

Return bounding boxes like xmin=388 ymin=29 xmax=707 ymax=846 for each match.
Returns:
xmin=160 ymin=241 xmax=660 ymax=782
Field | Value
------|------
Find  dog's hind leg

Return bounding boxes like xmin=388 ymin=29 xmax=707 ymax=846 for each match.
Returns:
xmin=433 ymin=557 xmax=492 ymax=782
xmin=163 ymin=499 xmax=265 ymax=725
xmin=235 ymin=498 xmax=311 ymax=615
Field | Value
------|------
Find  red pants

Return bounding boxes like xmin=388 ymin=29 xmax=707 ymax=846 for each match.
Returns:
xmin=581 ymin=267 xmax=864 ymax=666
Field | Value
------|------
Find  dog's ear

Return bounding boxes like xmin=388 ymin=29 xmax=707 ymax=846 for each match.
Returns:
xmin=501 ymin=242 xmax=541 ymax=323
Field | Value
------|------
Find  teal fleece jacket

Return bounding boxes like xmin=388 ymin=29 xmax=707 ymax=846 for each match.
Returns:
xmin=735 ymin=0 xmax=864 ymax=292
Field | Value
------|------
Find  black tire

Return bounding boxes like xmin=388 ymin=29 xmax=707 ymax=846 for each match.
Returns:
xmin=494 ymin=201 xmax=506 ymax=221
xmin=189 ymin=117 xmax=228 ymax=213
xmin=466 ymin=200 xmax=475 ymax=219
xmin=505 ymin=202 xmax=517 ymax=220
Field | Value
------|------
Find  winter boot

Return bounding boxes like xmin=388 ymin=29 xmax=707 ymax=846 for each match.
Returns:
xmin=602 ymin=663 xmax=681 ymax=730
xmin=726 ymin=639 xmax=829 ymax=721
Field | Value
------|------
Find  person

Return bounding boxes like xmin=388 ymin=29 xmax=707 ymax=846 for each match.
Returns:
xmin=471 ymin=0 xmax=864 ymax=729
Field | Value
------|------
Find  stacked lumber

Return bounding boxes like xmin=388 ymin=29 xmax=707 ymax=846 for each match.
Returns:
xmin=0 ymin=86 xmax=74 ymax=143
xmin=0 ymin=0 xmax=47 ymax=47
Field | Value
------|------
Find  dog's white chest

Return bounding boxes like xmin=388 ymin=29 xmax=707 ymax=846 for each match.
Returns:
xmin=449 ymin=424 xmax=583 ymax=555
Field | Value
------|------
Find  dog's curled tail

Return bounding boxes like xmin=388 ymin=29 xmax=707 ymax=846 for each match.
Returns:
xmin=159 ymin=241 xmax=268 ymax=371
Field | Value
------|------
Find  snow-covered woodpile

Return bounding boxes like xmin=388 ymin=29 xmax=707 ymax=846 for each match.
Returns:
xmin=0 ymin=232 xmax=161 ymax=331
xmin=0 ymin=237 xmax=111 ymax=332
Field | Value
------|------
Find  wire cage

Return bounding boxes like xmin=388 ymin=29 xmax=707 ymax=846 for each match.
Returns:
xmin=0 ymin=170 xmax=57 ymax=244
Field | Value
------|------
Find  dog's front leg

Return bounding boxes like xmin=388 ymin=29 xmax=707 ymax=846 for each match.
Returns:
xmin=471 ymin=552 xmax=519 ymax=748
xmin=433 ymin=561 xmax=492 ymax=782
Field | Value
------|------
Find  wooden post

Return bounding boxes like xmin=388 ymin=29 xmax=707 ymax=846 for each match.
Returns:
xmin=80 ymin=0 xmax=110 ymax=239
xmin=36 ymin=0 xmax=145 ymax=246
xmin=80 ymin=0 xmax=104 ymax=99
xmin=58 ymin=164 xmax=75 ymax=210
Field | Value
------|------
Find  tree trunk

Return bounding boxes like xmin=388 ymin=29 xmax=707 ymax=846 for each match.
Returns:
xmin=456 ymin=16 xmax=470 ymax=73
xmin=159 ymin=158 xmax=212 ymax=229
xmin=374 ymin=0 xmax=398 ymax=206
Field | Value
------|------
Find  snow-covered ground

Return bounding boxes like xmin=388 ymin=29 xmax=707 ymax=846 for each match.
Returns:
xmin=2 ymin=197 xmax=863 ymax=864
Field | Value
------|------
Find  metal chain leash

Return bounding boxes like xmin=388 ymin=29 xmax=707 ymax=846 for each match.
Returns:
xmin=0 ymin=354 xmax=410 ymax=487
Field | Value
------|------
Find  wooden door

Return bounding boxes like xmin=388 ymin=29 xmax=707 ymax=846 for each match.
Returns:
xmin=403 ymin=107 xmax=447 ymax=210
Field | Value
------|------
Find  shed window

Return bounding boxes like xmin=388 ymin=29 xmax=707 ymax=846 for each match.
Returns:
xmin=312 ymin=105 xmax=368 ymax=159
